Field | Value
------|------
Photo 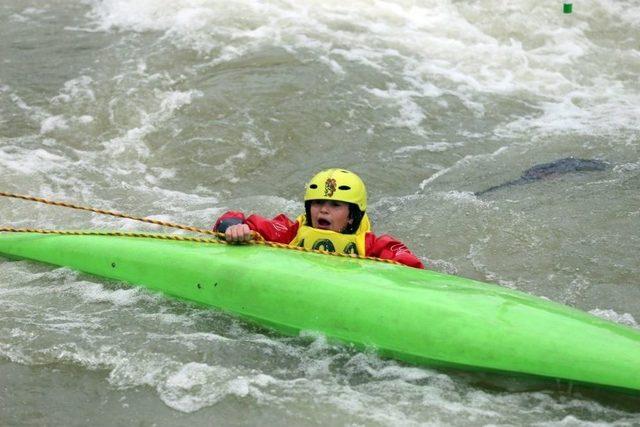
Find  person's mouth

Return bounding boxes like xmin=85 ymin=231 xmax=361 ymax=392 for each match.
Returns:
xmin=317 ymin=218 xmax=331 ymax=229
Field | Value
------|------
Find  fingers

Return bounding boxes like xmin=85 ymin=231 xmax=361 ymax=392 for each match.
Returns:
xmin=224 ymin=224 xmax=253 ymax=243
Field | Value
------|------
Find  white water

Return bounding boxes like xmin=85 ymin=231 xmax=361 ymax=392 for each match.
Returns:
xmin=1 ymin=0 xmax=639 ymax=424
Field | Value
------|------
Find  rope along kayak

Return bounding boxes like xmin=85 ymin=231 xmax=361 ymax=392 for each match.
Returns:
xmin=0 ymin=192 xmax=401 ymax=265
xmin=0 ymin=191 xmax=219 ymax=236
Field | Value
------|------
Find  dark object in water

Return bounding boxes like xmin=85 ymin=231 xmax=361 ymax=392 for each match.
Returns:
xmin=475 ymin=157 xmax=608 ymax=196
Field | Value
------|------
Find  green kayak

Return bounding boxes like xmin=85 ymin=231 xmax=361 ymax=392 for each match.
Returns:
xmin=1 ymin=231 xmax=639 ymax=392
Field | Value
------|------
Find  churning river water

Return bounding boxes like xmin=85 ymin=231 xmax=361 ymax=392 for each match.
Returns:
xmin=1 ymin=0 xmax=639 ymax=425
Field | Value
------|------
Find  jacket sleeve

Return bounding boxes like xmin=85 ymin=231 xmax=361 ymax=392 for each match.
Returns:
xmin=365 ymin=233 xmax=425 ymax=269
xmin=213 ymin=211 xmax=299 ymax=244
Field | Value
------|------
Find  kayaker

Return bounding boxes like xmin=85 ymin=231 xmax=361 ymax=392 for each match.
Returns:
xmin=213 ymin=168 xmax=424 ymax=269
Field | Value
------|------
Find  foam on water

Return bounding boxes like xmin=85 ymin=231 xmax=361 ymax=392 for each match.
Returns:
xmin=50 ymin=75 xmax=96 ymax=106
xmin=40 ymin=115 xmax=69 ymax=133
xmin=81 ymin=0 xmax=639 ymax=139
xmin=394 ymin=141 xmax=465 ymax=156
xmin=155 ymin=362 xmax=277 ymax=412
xmin=102 ymin=89 xmax=202 ymax=158
xmin=590 ymin=309 xmax=638 ymax=329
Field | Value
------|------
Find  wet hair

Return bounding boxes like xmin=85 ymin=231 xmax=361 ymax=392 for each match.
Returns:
xmin=305 ymin=201 xmax=365 ymax=234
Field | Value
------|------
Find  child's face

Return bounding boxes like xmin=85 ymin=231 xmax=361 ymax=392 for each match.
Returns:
xmin=309 ymin=200 xmax=352 ymax=233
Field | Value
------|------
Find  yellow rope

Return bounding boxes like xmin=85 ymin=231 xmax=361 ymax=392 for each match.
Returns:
xmin=256 ymin=237 xmax=401 ymax=265
xmin=0 ymin=227 xmax=223 ymax=244
xmin=0 ymin=226 xmax=400 ymax=265
xmin=0 ymin=191 xmax=401 ymax=266
xmin=0 ymin=191 xmax=219 ymax=236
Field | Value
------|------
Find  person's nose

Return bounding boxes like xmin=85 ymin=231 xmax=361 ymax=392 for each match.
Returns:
xmin=319 ymin=201 xmax=330 ymax=213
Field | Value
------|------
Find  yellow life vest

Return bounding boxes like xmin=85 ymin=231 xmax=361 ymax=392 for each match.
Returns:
xmin=290 ymin=214 xmax=371 ymax=255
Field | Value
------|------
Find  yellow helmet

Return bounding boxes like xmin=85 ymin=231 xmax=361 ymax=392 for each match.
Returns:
xmin=304 ymin=169 xmax=367 ymax=211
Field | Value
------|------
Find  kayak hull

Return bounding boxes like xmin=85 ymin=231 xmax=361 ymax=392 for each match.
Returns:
xmin=1 ymin=232 xmax=639 ymax=392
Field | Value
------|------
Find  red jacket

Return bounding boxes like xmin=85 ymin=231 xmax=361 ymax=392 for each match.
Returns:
xmin=214 ymin=211 xmax=425 ymax=269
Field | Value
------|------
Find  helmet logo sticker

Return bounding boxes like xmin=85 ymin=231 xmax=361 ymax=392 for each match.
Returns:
xmin=324 ymin=178 xmax=337 ymax=197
